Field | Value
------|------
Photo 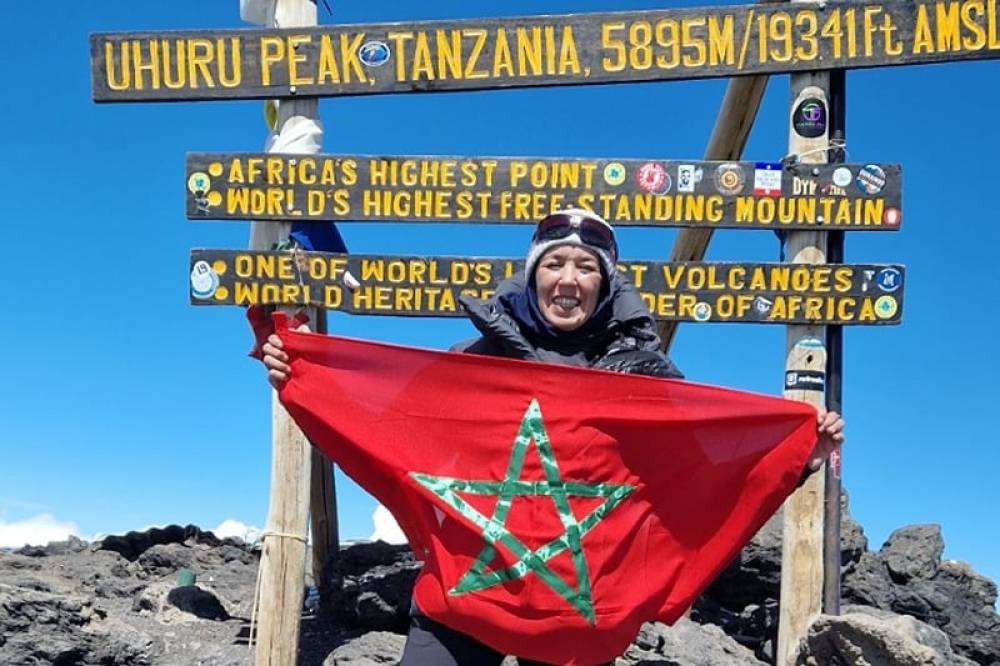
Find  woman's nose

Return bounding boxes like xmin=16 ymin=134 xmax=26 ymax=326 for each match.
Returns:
xmin=556 ymin=265 xmax=579 ymax=285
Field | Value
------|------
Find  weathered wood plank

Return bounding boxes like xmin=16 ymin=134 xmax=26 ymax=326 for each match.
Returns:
xmin=186 ymin=153 xmax=901 ymax=231
xmin=189 ymin=249 xmax=905 ymax=325
xmin=92 ymin=0 xmax=1000 ymax=102
xmin=776 ymin=71 xmax=830 ymax=666
xmin=251 ymin=2 xmax=317 ymax=665
xmin=659 ymin=65 xmax=770 ymax=352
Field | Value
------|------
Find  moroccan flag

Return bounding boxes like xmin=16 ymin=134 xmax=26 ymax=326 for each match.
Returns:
xmin=272 ymin=316 xmax=816 ymax=666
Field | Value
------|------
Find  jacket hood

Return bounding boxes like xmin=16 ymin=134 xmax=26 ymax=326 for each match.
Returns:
xmin=458 ymin=272 xmax=661 ymax=358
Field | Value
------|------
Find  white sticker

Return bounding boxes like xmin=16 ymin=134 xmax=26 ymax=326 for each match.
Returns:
xmin=832 ymin=167 xmax=852 ymax=188
xmin=190 ymin=261 xmax=220 ymax=300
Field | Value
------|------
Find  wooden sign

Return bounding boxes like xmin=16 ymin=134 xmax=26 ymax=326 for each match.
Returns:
xmin=190 ymin=249 xmax=905 ymax=325
xmin=186 ymin=153 xmax=902 ymax=231
xmin=93 ymin=0 xmax=1000 ymax=102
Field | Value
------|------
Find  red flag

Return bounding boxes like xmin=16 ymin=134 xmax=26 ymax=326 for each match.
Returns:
xmin=273 ymin=316 xmax=816 ymax=666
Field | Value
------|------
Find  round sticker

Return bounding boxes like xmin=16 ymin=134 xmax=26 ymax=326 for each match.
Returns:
xmin=187 ymin=172 xmax=211 ymax=194
xmin=603 ymin=162 xmax=626 ymax=186
xmin=190 ymin=261 xmax=220 ymax=300
xmin=876 ymin=268 xmax=901 ymax=293
xmin=692 ymin=302 xmax=712 ymax=322
xmin=752 ymin=296 xmax=774 ymax=317
xmin=714 ymin=164 xmax=745 ymax=195
xmin=832 ymin=167 xmax=853 ymax=188
xmin=883 ymin=207 xmax=902 ymax=227
xmin=635 ymin=162 xmax=670 ymax=194
xmin=874 ymin=295 xmax=898 ymax=320
xmin=857 ymin=164 xmax=887 ymax=195
xmin=358 ymin=40 xmax=391 ymax=67
xmin=792 ymin=98 xmax=827 ymax=138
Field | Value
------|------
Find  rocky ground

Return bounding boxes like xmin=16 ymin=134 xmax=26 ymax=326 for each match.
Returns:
xmin=1 ymin=500 xmax=997 ymax=666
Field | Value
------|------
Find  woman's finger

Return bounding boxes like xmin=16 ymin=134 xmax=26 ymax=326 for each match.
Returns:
xmin=268 ymin=369 xmax=287 ymax=389
xmin=262 ymin=343 xmax=288 ymax=362
xmin=263 ymin=355 xmax=290 ymax=373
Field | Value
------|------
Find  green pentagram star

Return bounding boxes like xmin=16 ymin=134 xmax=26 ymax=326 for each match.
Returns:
xmin=410 ymin=398 xmax=635 ymax=624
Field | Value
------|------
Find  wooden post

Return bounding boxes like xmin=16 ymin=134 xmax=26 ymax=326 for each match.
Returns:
xmin=775 ymin=71 xmax=832 ymax=664
xmin=658 ymin=74 xmax=769 ymax=352
xmin=310 ymin=312 xmax=338 ymax=582
xmin=823 ymin=69 xmax=846 ymax=617
xmin=251 ymin=1 xmax=318 ymax=664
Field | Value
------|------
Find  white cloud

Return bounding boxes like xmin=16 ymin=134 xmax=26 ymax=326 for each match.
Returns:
xmin=370 ymin=504 xmax=407 ymax=545
xmin=0 ymin=513 xmax=79 ymax=548
xmin=211 ymin=519 xmax=262 ymax=543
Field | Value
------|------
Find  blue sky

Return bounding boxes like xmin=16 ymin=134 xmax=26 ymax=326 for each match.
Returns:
xmin=1 ymin=0 xmax=998 ymax=595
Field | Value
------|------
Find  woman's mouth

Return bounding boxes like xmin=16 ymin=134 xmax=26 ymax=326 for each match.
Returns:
xmin=553 ymin=296 xmax=581 ymax=310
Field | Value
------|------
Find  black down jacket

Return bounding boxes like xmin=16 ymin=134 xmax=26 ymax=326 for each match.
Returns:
xmin=453 ymin=274 xmax=683 ymax=379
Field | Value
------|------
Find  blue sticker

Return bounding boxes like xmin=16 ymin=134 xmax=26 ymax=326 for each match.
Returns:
xmin=692 ymin=302 xmax=711 ymax=322
xmin=190 ymin=261 xmax=219 ymax=300
xmin=856 ymin=164 xmax=886 ymax=195
xmin=876 ymin=268 xmax=901 ymax=293
xmin=795 ymin=337 xmax=825 ymax=349
xmin=359 ymin=41 xmax=391 ymax=67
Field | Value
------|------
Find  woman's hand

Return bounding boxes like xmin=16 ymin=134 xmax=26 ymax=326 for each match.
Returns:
xmin=262 ymin=334 xmax=291 ymax=389
xmin=807 ymin=409 xmax=845 ymax=472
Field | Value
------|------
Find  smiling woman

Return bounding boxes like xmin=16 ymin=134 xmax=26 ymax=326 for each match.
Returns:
xmin=444 ymin=208 xmax=684 ymax=373
xmin=534 ymin=245 xmax=603 ymax=331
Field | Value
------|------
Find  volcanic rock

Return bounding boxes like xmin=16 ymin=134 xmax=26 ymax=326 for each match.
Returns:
xmin=322 ymin=541 xmax=422 ymax=632
xmin=796 ymin=605 xmax=979 ymax=665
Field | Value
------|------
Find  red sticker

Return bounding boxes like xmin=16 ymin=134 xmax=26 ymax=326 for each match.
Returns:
xmin=883 ymin=207 xmax=901 ymax=227
xmin=635 ymin=162 xmax=670 ymax=194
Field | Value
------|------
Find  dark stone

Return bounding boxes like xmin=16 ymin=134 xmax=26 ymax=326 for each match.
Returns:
xmin=843 ymin=551 xmax=894 ymax=609
xmin=927 ymin=562 xmax=1000 ymax=665
xmin=843 ymin=532 xmax=1000 ymax=665
xmin=704 ymin=512 xmax=783 ymax=610
xmin=97 ymin=524 xmax=223 ymax=562
xmin=165 ymin=586 xmax=230 ymax=621
xmin=322 ymin=542 xmax=423 ymax=632
xmin=796 ymin=606 xmax=978 ymax=666
xmin=0 ymin=584 xmax=128 ymax=665
xmin=694 ymin=598 xmax=781 ymax=662
xmin=704 ymin=493 xmax=868 ymax=616
xmin=619 ymin=619 xmax=766 ymax=665
xmin=840 ymin=511 xmax=869 ymax=566
xmin=137 ymin=543 xmax=195 ymax=575
xmin=323 ymin=631 xmax=407 ymax=665
xmin=882 ymin=525 xmax=945 ymax=583
xmin=210 ymin=544 xmax=254 ymax=565
xmin=11 ymin=544 xmax=48 ymax=558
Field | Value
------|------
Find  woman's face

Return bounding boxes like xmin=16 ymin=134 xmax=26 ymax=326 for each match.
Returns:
xmin=534 ymin=245 xmax=603 ymax=332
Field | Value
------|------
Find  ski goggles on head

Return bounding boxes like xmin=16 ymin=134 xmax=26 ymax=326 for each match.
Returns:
xmin=532 ymin=212 xmax=618 ymax=261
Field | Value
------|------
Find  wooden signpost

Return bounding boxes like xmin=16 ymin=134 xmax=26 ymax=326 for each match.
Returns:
xmin=186 ymin=152 xmax=902 ymax=230
xmin=96 ymin=0 xmax=1000 ymax=659
xmin=658 ymin=70 xmax=769 ymax=351
xmin=189 ymin=249 xmax=905 ymax=325
xmin=777 ymin=74 xmax=832 ymax=665
xmin=248 ymin=3 xmax=320 ymax=666
xmin=93 ymin=0 xmax=1000 ymax=102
